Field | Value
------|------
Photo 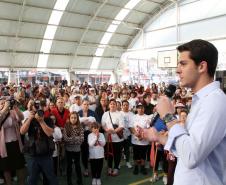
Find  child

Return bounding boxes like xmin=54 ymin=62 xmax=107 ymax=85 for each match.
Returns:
xmin=88 ymin=122 xmax=106 ymax=185
xmin=51 ymin=114 xmax=62 ymax=175
xmin=63 ymin=112 xmax=84 ymax=185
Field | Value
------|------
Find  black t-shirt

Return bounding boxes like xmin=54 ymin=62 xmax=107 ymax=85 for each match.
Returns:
xmin=28 ymin=117 xmax=53 ymax=138
xmin=24 ymin=117 xmax=54 ymax=156
xmin=144 ymin=103 xmax=154 ymax=115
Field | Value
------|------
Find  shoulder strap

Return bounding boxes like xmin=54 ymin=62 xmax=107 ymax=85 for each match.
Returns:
xmin=108 ymin=112 xmax=114 ymax=127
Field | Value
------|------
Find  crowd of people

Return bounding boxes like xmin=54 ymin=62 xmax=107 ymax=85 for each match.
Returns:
xmin=0 ymin=80 xmax=192 ymax=185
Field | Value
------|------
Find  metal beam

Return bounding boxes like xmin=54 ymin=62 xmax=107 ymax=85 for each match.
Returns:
xmin=15 ymin=0 xmax=26 ymax=41
xmin=0 ymin=66 xmax=115 ymax=71
xmin=85 ymin=0 xmax=154 ymax=15
xmin=0 ymin=49 xmax=120 ymax=59
xmin=71 ymin=0 xmax=109 ymax=69
xmin=0 ymin=34 xmax=126 ymax=51
xmin=0 ymin=0 xmax=140 ymax=27
xmin=0 ymin=17 xmax=134 ymax=38
xmin=144 ymin=0 xmax=164 ymax=5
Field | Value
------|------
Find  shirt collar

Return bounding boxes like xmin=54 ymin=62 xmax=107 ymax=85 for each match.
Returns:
xmin=193 ymin=81 xmax=220 ymax=102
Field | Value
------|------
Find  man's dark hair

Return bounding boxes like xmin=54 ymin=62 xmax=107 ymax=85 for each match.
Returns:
xmin=143 ymin=93 xmax=151 ymax=100
xmin=109 ymin=98 xmax=117 ymax=104
xmin=122 ymin=100 xmax=129 ymax=105
xmin=177 ymin=39 xmax=218 ymax=77
xmin=180 ymin=108 xmax=188 ymax=115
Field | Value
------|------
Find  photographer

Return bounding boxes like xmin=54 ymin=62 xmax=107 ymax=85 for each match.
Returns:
xmin=0 ymin=97 xmax=25 ymax=185
xmin=20 ymin=99 xmax=58 ymax=185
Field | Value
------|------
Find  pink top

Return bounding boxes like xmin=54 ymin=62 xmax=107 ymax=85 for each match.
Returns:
xmin=0 ymin=110 xmax=23 ymax=158
xmin=3 ymin=116 xmax=18 ymax=142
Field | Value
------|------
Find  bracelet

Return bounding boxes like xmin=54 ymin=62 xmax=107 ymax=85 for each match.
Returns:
xmin=162 ymin=113 xmax=177 ymax=124
xmin=166 ymin=119 xmax=178 ymax=129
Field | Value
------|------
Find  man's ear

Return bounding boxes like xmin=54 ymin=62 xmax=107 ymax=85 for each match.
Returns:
xmin=198 ymin=61 xmax=208 ymax=74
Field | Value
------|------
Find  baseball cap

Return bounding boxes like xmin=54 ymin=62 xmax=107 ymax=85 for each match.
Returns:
xmin=136 ymin=102 xmax=144 ymax=108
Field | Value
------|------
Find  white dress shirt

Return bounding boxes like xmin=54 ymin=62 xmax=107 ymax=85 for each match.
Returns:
xmin=69 ymin=104 xmax=81 ymax=113
xmin=128 ymin=98 xmax=138 ymax=110
xmin=165 ymin=81 xmax=226 ymax=185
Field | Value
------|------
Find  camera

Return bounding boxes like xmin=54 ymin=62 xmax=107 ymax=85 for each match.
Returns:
xmin=112 ymin=124 xmax=118 ymax=129
xmin=34 ymin=100 xmax=44 ymax=117
xmin=61 ymin=80 xmax=67 ymax=87
xmin=34 ymin=100 xmax=40 ymax=110
xmin=7 ymin=96 xmax=17 ymax=110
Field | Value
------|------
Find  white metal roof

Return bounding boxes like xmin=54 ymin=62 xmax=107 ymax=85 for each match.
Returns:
xmin=0 ymin=0 xmax=174 ymax=70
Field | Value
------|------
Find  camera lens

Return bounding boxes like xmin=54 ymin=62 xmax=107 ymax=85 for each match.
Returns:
xmin=37 ymin=109 xmax=44 ymax=117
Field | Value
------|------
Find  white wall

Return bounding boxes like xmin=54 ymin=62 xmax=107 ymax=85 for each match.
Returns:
xmin=123 ymin=0 xmax=226 ymax=70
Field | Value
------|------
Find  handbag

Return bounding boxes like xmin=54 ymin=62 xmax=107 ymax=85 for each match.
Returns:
xmin=108 ymin=112 xmax=123 ymax=139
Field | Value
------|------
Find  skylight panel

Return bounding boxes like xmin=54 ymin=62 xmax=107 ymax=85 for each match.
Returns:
xmin=90 ymin=0 xmax=141 ymax=71
xmin=99 ymin=44 xmax=106 ymax=48
xmin=107 ymin=24 xmax=118 ymax=33
xmin=43 ymin=25 xmax=58 ymax=40
xmin=54 ymin=0 xmax=70 ymax=11
xmin=40 ymin=40 xmax=52 ymax=53
xmin=112 ymin=20 xmax=121 ymax=25
xmin=90 ymin=57 xmax=101 ymax=70
xmin=37 ymin=54 xmax=49 ymax=68
xmin=37 ymin=0 xmax=69 ymax=68
xmin=49 ymin=11 xmax=63 ymax=25
xmin=95 ymin=48 xmax=105 ymax=56
xmin=125 ymin=0 xmax=141 ymax=9
xmin=100 ymin=33 xmax=113 ymax=45
xmin=115 ymin=9 xmax=130 ymax=21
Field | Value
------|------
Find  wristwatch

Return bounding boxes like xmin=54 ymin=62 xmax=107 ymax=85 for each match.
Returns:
xmin=162 ymin=113 xmax=177 ymax=124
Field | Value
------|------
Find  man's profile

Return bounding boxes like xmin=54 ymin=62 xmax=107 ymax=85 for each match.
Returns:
xmin=144 ymin=39 xmax=226 ymax=185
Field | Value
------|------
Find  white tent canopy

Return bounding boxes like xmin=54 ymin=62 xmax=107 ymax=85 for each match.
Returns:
xmin=0 ymin=0 xmax=174 ymax=71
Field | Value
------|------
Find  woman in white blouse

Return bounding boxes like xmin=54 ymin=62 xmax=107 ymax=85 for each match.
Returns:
xmin=101 ymin=99 xmax=124 ymax=176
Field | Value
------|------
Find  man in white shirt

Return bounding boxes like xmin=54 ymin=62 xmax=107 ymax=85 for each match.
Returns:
xmin=144 ymin=39 xmax=226 ymax=185
xmin=69 ymin=95 xmax=82 ymax=113
xmin=87 ymin=88 xmax=97 ymax=112
xmin=151 ymin=91 xmax=158 ymax=106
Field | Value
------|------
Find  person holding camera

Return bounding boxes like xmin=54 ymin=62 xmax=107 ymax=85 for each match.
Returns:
xmin=0 ymin=97 xmax=25 ymax=185
xmin=20 ymin=99 xmax=58 ymax=185
xmin=101 ymin=98 xmax=124 ymax=176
